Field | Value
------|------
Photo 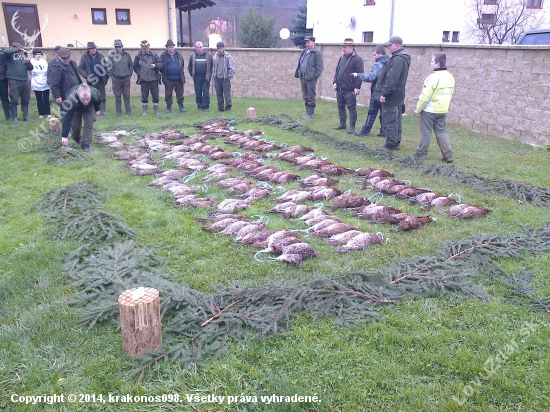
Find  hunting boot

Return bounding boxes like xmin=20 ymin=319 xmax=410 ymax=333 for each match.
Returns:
xmin=347 ymin=108 xmax=357 ymax=134
xmin=142 ymin=104 xmax=148 ymax=116
xmin=333 ymin=107 xmax=346 ymax=130
xmin=301 ymin=106 xmax=314 ymax=119
xmin=2 ymin=104 xmax=11 ymax=121
xmin=178 ymin=103 xmax=187 ymax=112
xmin=22 ymin=105 xmax=30 ymax=121
xmin=10 ymin=106 xmax=19 ymax=123
xmin=166 ymin=104 xmax=172 ymax=113
xmin=153 ymin=103 xmax=160 ymax=115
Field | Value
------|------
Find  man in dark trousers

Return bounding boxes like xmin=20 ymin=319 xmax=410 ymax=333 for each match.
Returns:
xmin=188 ymin=41 xmax=213 ymax=112
xmin=160 ymin=39 xmax=186 ymax=113
xmin=351 ymin=45 xmax=390 ymax=137
xmin=134 ymin=40 xmax=163 ymax=116
xmin=61 ymin=84 xmax=101 ymax=152
xmin=4 ymin=42 xmax=33 ymax=122
xmin=107 ymin=39 xmax=133 ymax=117
xmin=295 ymin=36 xmax=323 ymax=119
xmin=49 ymin=47 xmax=82 ymax=107
xmin=0 ymin=48 xmax=12 ymax=121
xmin=373 ymin=36 xmax=411 ymax=151
xmin=212 ymin=42 xmax=235 ymax=112
xmin=78 ymin=41 xmax=109 ymax=116
xmin=332 ymin=38 xmax=363 ymax=134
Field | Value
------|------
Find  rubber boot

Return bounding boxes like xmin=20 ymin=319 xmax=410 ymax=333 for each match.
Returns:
xmin=301 ymin=106 xmax=314 ymax=119
xmin=3 ymin=105 xmax=11 ymax=121
xmin=333 ymin=107 xmax=346 ymax=130
xmin=22 ymin=105 xmax=30 ymax=121
xmin=153 ymin=103 xmax=160 ymax=116
xmin=347 ymin=109 xmax=357 ymax=134
xmin=178 ymin=103 xmax=187 ymax=112
xmin=166 ymin=104 xmax=172 ymax=113
xmin=142 ymin=104 xmax=148 ymax=116
xmin=10 ymin=106 xmax=19 ymax=123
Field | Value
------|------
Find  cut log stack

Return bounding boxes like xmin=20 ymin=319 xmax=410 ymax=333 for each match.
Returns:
xmin=118 ymin=287 xmax=162 ymax=356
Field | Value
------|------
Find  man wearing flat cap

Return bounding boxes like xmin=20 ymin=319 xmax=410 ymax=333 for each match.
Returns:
xmin=332 ymin=38 xmax=364 ymax=134
xmin=133 ymin=40 xmax=163 ymax=115
xmin=78 ymin=41 xmax=109 ymax=115
xmin=373 ymin=35 xmax=411 ymax=151
xmin=295 ymin=36 xmax=323 ymax=119
xmin=4 ymin=42 xmax=33 ymax=122
xmin=107 ymin=39 xmax=133 ymax=116
xmin=49 ymin=47 xmax=82 ymax=108
xmin=160 ymin=39 xmax=186 ymax=113
xmin=212 ymin=42 xmax=235 ymax=112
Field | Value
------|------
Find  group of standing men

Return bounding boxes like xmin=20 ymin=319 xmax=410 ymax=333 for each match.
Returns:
xmin=295 ymin=35 xmax=455 ymax=162
xmin=51 ymin=39 xmax=235 ymax=151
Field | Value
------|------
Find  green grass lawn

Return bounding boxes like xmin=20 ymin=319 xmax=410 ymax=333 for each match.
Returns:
xmin=0 ymin=96 xmax=549 ymax=411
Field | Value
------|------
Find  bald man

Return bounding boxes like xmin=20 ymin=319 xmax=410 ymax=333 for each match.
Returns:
xmin=61 ymin=84 xmax=101 ymax=152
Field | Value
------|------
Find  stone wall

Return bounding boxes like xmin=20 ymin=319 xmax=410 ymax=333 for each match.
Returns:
xmin=49 ymin=44 xmax=550 ymax=146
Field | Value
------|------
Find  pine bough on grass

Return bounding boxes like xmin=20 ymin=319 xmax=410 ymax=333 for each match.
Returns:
xmin=35 ymin=181 xmax=106 ymax=221
xmin=36 ymin=182 xmax=550 ymax=380
xmin=242 ymin=115 xmax=550 ymax=208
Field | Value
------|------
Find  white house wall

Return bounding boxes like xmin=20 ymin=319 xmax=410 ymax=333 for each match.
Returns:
xmin=308 ymin=0 xmax=550 ymax=45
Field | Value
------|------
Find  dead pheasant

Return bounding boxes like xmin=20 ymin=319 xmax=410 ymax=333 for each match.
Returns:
xmin=336 ymin=232 xmax=384 ymax=253
xmin=410 ymin=192 xmax=439 ymax=205
xmin=325 ymin=230 xmax=363 ymax=246
xmin=317 ymin=164 xmax=352 ymax=176
xmin=331 ymin=193 xmax=369 ymax=210
xmin=301 ymin=174 xmax=339 ymax=187
xmin=309 ymin=222 xmax=360 ymax=238
xmin=394 ymin=186 xmax=432 ymax=199
xmin=174 ymin=195 xmax=218 ymax=208
xmin=217 ymin=199 xmax=252 ymax=213
xmin=309 ymin=186 xmax=342 ymax=201
xmin=426 ymin=196 xmax=458 ymax=208
xmin=357 ymin=204 xmax=402 ymax=220
xmin=234 ymin=223 xmax=266 ymax=242
xmin=195 ymin=214 xmax=249 ymax=223
xmin=299 ymin=208 xmax=330 ymax=221
xmin=448 ymin=204 xmax=490 ymax=219
xmin=201 ymin=218 xmax=248 ymax=232
xmin=398 ymin=215 xmax=435 ymax=231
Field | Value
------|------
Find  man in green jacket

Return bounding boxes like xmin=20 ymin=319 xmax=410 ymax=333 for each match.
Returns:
xmin=414 ymin=52 xmax=455 ymax=163
xmin=133 ymin=40 xmax=163 ymax=116
xmin=107 ymin=39 xmax=133 ymax=117
xmin=61 ymin=84 xmax=101 ymax=152
xmin=374 ymin=36 xmax=411 ymax=151
xmin=4 ymin=42 xmax=33 ymax=122
xmin=78 ymin=41 xmax=109 ymax=116
xmin=295 ymin=36 xmax=323 ymax=119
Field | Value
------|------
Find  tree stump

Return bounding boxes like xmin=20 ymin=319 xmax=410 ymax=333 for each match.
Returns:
xmin=118 ymin=287 xmax=162 ymax=356
xmin=48 ymin=117 xmax=61 ymax=132
xmin=247 ymin=107 xmax=256 ymax=119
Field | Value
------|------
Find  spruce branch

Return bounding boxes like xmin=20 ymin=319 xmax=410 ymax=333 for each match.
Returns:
xmin=239 ymin=115 xmax=550 ymax=208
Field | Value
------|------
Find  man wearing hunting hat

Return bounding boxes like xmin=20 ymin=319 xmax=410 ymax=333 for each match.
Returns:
xmin=78 ymin=41 xmax=109 ymax=115
xmin=160 ymin=39 xmax=186 ymax=113
xmin=133 ymin=40 xmax=163 ymax=115
xmin=107 ymin=39 xmax=133 ymax=117
xmin=373 ymin=35 xmax=411 ymax=151
xmin=295 ymin=36 xmax=323 ymax=119
xmin=332 ymin=38 xmax=364 ymax=134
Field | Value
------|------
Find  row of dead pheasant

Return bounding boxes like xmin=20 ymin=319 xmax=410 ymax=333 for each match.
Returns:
xmin=96 ymin=120 xmax=490 ymax=263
